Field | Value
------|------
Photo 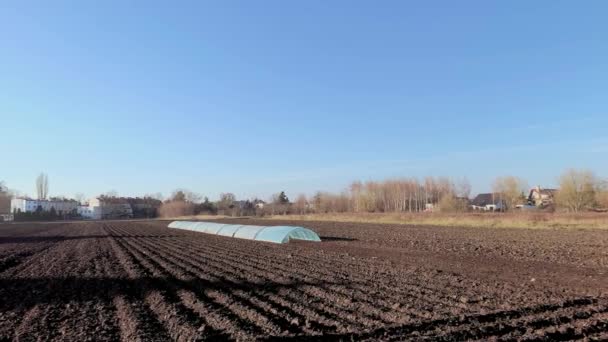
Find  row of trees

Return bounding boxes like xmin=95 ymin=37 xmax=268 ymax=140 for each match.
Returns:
xmin=268 ymin=170 xmax=607 ymax=215
xmin=291 ymin=177 xmax=471 ymax=214
xmin=158 ymin=189 xmax=290 ymax=218
xmin=156 ymin=169 xmax=608 ymax=218
xmin=13 ymin=206 xmax=79 ymax=222
xmin=5 ymin=168 xmax=607 ymax=220
xmin=156 ymin=177 xmax=472 ymax=218
xmin=97 ymin=195 xmax=163 ymax=218
xmin=554 ymin=169 xmax=607 ymax=212
xmin=159 ymin=190 xmax=219 ymax=218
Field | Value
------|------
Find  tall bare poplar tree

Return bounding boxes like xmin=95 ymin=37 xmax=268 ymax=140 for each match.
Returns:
xmin=36 ymin=173 xmax=49 ymax=200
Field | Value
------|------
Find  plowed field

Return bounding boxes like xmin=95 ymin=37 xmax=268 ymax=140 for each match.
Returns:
xmin=0 ymin=220 xmax=606 ymax=341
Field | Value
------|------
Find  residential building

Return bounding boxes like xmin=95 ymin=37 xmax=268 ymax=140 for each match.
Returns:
xmin=10 ymin=198 xmax=79 ymax=215
xmin=470 ymin=193 xmax=505 ymax=211
xmin=78 ymin=204 xmax=103 ymax=220
xmin=80 ymin=198 xmax=133 ymax=219
xmin=528 ymin=186 xmax=558 ymax=207
xmin=253 ymin=199 xmax=266 ymax=209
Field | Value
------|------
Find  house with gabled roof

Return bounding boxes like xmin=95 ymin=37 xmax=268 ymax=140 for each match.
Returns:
xmin=528 ymin=186 xmax=558 ymax=207
xmin=470 ymin=193 xmax=505 ymax=211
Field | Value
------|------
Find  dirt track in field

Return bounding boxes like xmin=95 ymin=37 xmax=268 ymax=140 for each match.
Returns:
xmin=0 ymin=220 xmax=606 ymax=341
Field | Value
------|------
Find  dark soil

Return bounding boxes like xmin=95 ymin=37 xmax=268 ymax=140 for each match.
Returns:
xmin=0 ymin=220 xmax=606 ymax=341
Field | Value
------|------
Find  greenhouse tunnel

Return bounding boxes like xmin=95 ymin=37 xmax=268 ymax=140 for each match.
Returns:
xmin=168 ymin=221 xmax=322 ymax=244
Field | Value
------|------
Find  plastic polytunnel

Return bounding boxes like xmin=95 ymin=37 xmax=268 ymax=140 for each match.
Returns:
xmin=167 ymin=221 xmax=322 ymax=244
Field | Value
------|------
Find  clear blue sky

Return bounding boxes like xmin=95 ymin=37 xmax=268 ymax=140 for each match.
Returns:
xmin=2 ymin=1 xmax=607 ymax=200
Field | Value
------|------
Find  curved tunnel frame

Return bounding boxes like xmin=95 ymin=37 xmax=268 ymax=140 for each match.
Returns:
xmin=168 ymin=221 xmax=322 ymax=244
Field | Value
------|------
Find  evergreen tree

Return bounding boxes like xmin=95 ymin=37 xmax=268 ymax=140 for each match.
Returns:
xmin=277 ymin=191 xmax=289 ymax=204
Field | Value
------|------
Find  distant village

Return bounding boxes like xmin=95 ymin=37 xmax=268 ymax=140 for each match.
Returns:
xmin=468 ymin=186 xmax=557 ymax=212
xmin=1 ymin=169 xmax=605 ymax=222
xmin=0 ymin=183 xmax=558 ymax=223
xmin=4 ymin=196 xmax=161 ymax=222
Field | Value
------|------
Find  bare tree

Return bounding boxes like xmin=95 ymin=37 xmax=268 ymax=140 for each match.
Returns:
xmin=349 ymin=181 xmax=363 ymax=212
xmin=159 ymin=201 xmax=194 ymax=218
xmin=170 ymin=190 xmax=186 ymax=202
xmin=218 ymin=193 xmax=236 ymax=211
xmin=294 ymin=194 xmax=308 ymax=215
xmin=343 ymin=177 xmax=462 ymax=213
xmin=492 ymin=176 xmax=528 ymax=211
xmin=105 ymin=190 xmax=118 ymax=198
xmin=555 ymin=169 xmax=598 ymax=212
xmin=170 ymin=189 xmax=201 ymax=204
xmin=144 ymin=193 xmax=164 ymax=202
xmin=187 ymin=192 xmax=202 ymax=203
xmin=36 ymin=173 xmax=49 ymax=200
xmin=455 ymin=178 xmax=471 ymax=211
xmin=74 ymin=193 xmax=85 ymax=205
xmin=438 ymin=194 xmax=463 ymax=212
xmin=595 ymin=179 xmax=608 ymax=209
xmin=456 ymin=177 xmax=471 ymax=199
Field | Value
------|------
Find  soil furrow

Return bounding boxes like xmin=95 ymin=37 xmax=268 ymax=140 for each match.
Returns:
xmin=2 ymin=219 xmax=606 ymax=341
xmin=131 ymin=232 xmax=382 ymax=329
xmin=141 ymin=227 xmax=447 ymax=319
xmin=107 ymin=225 xmax=252 ymax=340
xmin=111 ymin=227 xmax=304 ymax=337
xmin=156 ymin=227 xmax=478 ymax=315
xmin=106 ymin=230 xmax=218 ymax=341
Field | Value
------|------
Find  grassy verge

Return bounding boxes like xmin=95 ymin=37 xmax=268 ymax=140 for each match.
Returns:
xmin=263 ymin=212 xmax=608 ymax=230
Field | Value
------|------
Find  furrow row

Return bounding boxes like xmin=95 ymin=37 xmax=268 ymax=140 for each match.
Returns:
xmin=148 ymin=227 xmax=468 ymax=319
xmin=130 ymin=230 xmax=400 ymax=327
xmin=107 ymin=225 xmax=272 ymax=340
xmin=106 ymin=228 xmax=234 ymax=341
xmin=121 ymin=232 xmax=359 ymax=332
xmin=109 ymin=225 xmax=338 ymax=336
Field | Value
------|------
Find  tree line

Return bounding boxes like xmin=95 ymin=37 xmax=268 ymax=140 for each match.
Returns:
xmin=297 ymin=170 xmax=606 ymax=214
xmin=288 ymin=177 xmax=470 ymax=214
xmin=155 ymin=169 xmax=607 ymax=218
xmin=3 ymin=168 xmax=607 ymax=221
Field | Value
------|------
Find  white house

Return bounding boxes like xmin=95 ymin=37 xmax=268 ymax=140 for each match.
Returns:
xmin=11 ymin=198 xmax=78 ymax=215
xmin=78 ymin=198 xmax=132 ymax=220
xmin=78 ymin=204 xmax=103 ymax=219
xmin=253 ymin=199 xmax=266 ymax=209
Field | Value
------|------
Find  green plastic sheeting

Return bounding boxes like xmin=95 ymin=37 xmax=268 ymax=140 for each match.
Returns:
xmin=168 ymin=221 xmax=322 ymax=244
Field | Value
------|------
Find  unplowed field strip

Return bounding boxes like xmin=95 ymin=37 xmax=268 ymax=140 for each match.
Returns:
xmin=0 ymin=220 xmax=606 ymax=341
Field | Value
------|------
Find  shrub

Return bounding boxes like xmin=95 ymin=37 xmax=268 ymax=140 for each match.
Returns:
xmin=438 ymin=195 xmax=464 ymax=213
xmin=159 ymin=201 xmax=194 ymax=218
